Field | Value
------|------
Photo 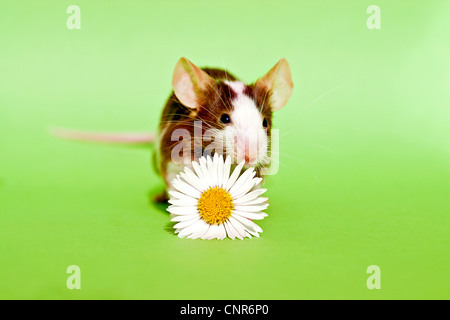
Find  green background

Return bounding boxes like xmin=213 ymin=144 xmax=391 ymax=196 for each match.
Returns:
xmin=0 ymin=0 xmax=449 ymax=299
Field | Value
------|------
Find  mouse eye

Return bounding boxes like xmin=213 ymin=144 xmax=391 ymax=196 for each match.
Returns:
xmin=262 ymin=118 xmax=268 ymax=128
xmin=220 ymin=113 xmax=231 ymax=124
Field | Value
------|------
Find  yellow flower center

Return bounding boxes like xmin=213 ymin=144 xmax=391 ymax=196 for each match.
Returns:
xmin=198 ymin=187 xmax=234 ymax=225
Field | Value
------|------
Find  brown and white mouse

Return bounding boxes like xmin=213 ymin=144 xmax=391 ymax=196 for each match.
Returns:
xmin=154 ymin=57 xmax=293 ymax=201
xmin=52 ymin=57 xmax=293 ymax=202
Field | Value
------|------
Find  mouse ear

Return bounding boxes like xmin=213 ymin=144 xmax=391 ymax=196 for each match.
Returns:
xmin=255 ymin=58 xmax=293 ymax=111
xmin=172 ymin=57 xmax=214 ymax=110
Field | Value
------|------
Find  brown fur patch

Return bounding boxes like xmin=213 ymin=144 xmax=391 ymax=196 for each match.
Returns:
xmin=158 ymin=68 xmax=239 ymax=178
xmin=243 ymin=83 xmax=273 ymax=135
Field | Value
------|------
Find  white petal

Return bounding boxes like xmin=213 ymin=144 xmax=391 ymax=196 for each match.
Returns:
xmin=229 ymin=169 xmax=257 ymax=198
xmin=168 ymin=190 xmax=198 ymax=202
xmin=170 ymin=214 xmax=198 ymax=222
xmin=212 ymin=153 xmax=219 ymax=168
xmin=177 ymin=224 xmax=198 ymax=238
xmin=232 ymin=214 xmax=263 ymax=233
xmin=206 ymin=155 xmax=213 ymax=169
xmin=173 ymin=216 xmax=201 ymax=229
xmin=167 ymin=205 xmax=199 ymax=215
xmin=233 ymin=188 xmax=267 ymax=204
xmin=237 ymin=197 xmax=268 ymax=206
xmin=209 ymin=155 xmax=219 ymax=187
xmin=254 ymin=177 xmax=263 ymax=185
xmin=168 ymin=197 xmax=198 ymax=206
xmin=206 ymin=224 xmax=220 ymax=240
xmin=187 ymin=220 xmax=210 ymax=239
xmin=221 ymin=156 xmax=232 ymax=188
xmin=232 ymin=177 xmax=260 ymax=199
xmin=229 ymin=167 xmax=255 ymax=197
xmin=228 ymin=216 xmax=247 ymax=239
xmin=233 ymin=210 xmax=268 ymax=220
xmin=225 ymin=160 xmax=245 ymax=191
xmin=183 ymin=166 xmax=199 ymax=179
xmin=199 ymin=157 xmax=213 ymax=187
xmin=216 ymin=224 xmax=227 ymax=240
xmin=201 ymin=224 xmax=214 ymax=240
xmin=206 ymin=155 xmax=214 ymax=175
xmin=247 ymin=229 xmax=260 ymax=237
xmin=234 ymin=204 xmax=269 ymax=212
xmin=228 ymin=220 xmax=243 ymax=240
xmin=192 ymin=161 xmax=206 ymax=185
xmin=217 ymin=154 xmax=224 ymax=188
xmin=172 ymin=179 xmax=202 ymax=198
xmin=224 ymin=221 xmax=236 ymax=240
xmin=180 ymin=171 xmax=205 ymax=193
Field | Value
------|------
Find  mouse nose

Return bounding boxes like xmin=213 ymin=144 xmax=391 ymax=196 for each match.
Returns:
xmin=244 ymin=152 xmax=256 ymax=164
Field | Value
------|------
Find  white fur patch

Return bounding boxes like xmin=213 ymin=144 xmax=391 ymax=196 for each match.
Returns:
xmin=223 ymin=81 xmax=268 ymax=165
xmin=224 ymin=80 xmax=245 ymax=96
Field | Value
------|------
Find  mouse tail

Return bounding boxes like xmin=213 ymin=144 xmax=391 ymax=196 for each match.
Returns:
xmin=49 ymin=126 xmax=156 ymax=145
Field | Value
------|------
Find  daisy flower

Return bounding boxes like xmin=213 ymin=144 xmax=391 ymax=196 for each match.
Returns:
xmin=167 ymin=154 xmax=268 ymax=240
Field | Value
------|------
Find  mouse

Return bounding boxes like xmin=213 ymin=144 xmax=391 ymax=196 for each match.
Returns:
xmin=52 ymin=57 xmax=293 ymax=203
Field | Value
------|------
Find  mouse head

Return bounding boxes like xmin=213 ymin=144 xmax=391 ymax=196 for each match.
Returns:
xmin=172 ymin=57 xmax=293 ymax=167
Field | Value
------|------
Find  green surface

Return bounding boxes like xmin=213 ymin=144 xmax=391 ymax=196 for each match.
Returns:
xmin=0 ymin=0 xmax=449 ymax=299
